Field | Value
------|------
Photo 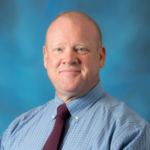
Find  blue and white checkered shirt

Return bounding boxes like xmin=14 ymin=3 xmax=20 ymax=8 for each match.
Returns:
xmin=1 ymin=81 xmax=150 ymax=150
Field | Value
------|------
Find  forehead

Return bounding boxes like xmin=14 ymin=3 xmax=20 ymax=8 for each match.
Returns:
xmin=46 ymin=16 xmax=98 ymax=45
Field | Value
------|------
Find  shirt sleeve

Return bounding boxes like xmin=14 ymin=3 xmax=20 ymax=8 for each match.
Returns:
xmin=0 ymin=115 xmax=24 ymax=150
xmin=0 ymin=135 xmax=3 ymax=149
xmin=111 ymin=125 xmax=150 ymax=150
xmin=0 ymin=132 xmax=6 ymax=150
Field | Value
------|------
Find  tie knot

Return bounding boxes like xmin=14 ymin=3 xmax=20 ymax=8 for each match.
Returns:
xmin=57 ymin=104 xmax=70 ymax=120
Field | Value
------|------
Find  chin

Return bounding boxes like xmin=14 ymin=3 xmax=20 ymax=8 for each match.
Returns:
xmin=61 ymin=84 xmax=80 ymax=92
xmin=59 ymin=80 xmax=82 ymax=92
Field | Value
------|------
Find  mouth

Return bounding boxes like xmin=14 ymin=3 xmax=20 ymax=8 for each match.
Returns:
xmin=59 ymin=70 xmax=81 ymax=73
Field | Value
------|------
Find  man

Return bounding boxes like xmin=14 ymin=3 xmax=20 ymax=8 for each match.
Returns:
xmin=0 ymin=11 xmax=150 ymax=150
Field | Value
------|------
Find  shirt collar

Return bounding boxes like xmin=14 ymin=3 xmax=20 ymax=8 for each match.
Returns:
xmin=50 ymin=94 xmax=65 ymax=121
xmin=53 ymin=81 xmax=104 ymax=121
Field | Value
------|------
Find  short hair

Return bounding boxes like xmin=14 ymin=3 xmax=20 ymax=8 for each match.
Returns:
xmin=50 ymin=11 xmax=102 ymax=46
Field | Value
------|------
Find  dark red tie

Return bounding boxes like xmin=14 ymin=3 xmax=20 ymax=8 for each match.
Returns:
xmin=42 ymin=104 xmax=70 ymax=150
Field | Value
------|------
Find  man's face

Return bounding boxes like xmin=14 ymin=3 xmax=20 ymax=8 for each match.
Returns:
xmin=43 ymin=17 xmax=105 ymax=101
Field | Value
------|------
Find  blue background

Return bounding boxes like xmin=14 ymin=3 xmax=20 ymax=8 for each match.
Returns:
xmin=0 ymin=0 xmax=150 ymax=136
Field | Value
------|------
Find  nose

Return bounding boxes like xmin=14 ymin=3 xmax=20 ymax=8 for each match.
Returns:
xmin=62 ymin=49 xmax=80 ymax=65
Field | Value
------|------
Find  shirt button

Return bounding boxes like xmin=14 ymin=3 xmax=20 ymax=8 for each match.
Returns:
xmin=75 ymin=116 xmax=79 ymax=120
xmin=52 ymin=115 xmax=55 ymax=119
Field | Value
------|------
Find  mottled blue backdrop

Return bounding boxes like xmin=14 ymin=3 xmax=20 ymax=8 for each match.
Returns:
xmin=0 ymin=0 xmax=150 ymax=136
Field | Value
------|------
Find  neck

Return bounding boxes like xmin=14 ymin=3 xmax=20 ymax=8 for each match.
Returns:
xmin=56 ymin=80 xmax=100 ymax=104
xmin=56 ymin=91 xmax=84 ymax=104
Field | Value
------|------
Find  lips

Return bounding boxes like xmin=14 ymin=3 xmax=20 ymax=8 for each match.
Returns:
xmin=59 ymin=70 xmax=81 ymax=73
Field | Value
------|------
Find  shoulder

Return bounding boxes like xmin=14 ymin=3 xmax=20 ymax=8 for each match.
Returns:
xmin=9 ymin=99 xmax=55 ymax=128
xmin=0 ymin=99 xmax=55 ymax=147
xmin=96 ymin=91 xmax=149 ymax=128
xmin=94 ymin=92 xmax=150 ymax=149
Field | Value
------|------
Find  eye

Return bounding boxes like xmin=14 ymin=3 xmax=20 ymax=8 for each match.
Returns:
xmin=78 ymin=48 xmax=85 ymax=51
xmin=56 ymin=48 xmax=62 ymax=51
xmin=75 ymin=47 xmax=89 ymax=54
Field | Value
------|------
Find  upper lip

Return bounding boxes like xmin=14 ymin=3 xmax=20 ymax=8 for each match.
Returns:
xmin=59 ymin=69 xmax=81 ymax=73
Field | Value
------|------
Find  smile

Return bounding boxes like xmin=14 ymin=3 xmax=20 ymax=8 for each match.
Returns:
xmin=59 ymin=70 xmax=81 ymax=73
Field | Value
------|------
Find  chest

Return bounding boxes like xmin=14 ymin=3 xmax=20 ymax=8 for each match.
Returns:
xmin=7 ymin=109 xmax=114 ymax=150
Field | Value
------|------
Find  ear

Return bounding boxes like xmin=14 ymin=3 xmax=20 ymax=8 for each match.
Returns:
xmin=43 ymin=45 xmax=48 ymax=69
xmin=98 ymin=46 xmax=106 ymax=68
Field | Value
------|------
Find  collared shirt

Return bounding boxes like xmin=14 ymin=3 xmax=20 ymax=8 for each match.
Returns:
xmin=0 ymin=81 xmax=150 ymax=150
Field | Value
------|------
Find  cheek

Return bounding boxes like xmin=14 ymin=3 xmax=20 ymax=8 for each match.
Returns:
xmin=83 ymin=55 xmax=100 ymax=74
xmin=46 ymin=56 xmax=61 ymax=81
xmin=47 ymin=55 xmax=60 ymax=69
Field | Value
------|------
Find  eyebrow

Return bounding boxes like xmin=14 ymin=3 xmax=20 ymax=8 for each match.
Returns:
xmin=75 ymin=43 xmax=90 ymax=47
xmin=50 ymin=43 xmax=90 ymax=48
xmin=50 ymin=43 xmax=64 ymax=47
